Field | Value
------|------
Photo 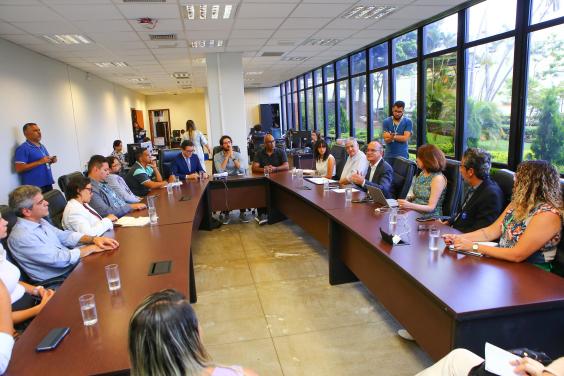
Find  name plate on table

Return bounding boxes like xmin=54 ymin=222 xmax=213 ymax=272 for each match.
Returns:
xmin=380 ymin=228 xmax=408 ymax=245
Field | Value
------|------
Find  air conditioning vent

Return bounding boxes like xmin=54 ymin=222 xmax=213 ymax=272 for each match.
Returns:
xmin=260 ymin=51 xmax=284 ymax=57
xmin=149 ymin=34 xmax=177 ymax=41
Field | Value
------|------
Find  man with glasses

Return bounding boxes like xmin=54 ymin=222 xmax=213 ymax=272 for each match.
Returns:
xmin=382 ymin=101 xmax=412 ymax=161
xmin=339 ymin=138 xmax=368 ymax=185
xmin=170 ymin=140 xmax=208 ymax=181
xmin=7 ymin=185 xmax=119 ymax=281
xmin=252 ymin=134 xmax=289 ymax=225
xmin=125 ymin=147 xmax=168 ymax=197
xmin=106 ymin=156 xmax=141 ymax=204
xmin=350 ymin=141 xmax=393 ymax=198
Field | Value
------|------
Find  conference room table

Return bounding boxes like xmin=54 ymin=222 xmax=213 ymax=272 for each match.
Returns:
xmin=7 ymin=171 xmax=564 ymax=374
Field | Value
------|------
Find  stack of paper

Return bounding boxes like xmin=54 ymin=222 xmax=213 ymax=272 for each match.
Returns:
xmin=306 ymin=177 xmax=338 ymax=185
xmin=115 ymin=216 xmax=150 ymax=227
xmin=332 ymin=188 xmax=360 ymax=193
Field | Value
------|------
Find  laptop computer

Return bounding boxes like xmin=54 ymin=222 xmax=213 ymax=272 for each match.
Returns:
xmin=366 ymin=186 xmax=398 ymax=208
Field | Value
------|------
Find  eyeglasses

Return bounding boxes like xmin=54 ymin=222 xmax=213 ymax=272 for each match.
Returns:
xmin=84 ymin=187 xmax=93 ymax=192
xmin=366 ymin=148 xmax=382 ymax=153
xmin=184 ymin=149 xmax=195 ymax=153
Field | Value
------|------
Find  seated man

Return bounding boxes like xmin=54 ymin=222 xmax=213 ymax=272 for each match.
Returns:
xmin=350 ymin=141 xmax=393 ymax=198
xmin=447 ymin=147 xmax=504 ymax=233
xmin=339 ymin=138 xmax=368 ymax=185
xmin=7 ymin=185 xmax=119 ymax=282
xmin=170 ymin=140 xmax=208 ymax=181
xmin=106 ymin=156 xmax=141 ymax=204
xmin=213 ymin=135 xmax=251 ymax=224
xmin=88 ymin=155 xmax=146 ymax=217
xmin=252 ymin=134 xmax=289 ymax=225
xmin=125 ymin=147 xmax=167 ymax=196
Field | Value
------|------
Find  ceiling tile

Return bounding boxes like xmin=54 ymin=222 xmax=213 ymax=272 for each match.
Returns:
xmin=12 ymin=21 xmax=80 ymax=34
xmin=50 ymin=5 xmax=122 ymax=21
xmin=0 ymin=34 xmax=44 ymax=44
xmin=312 ymin=28 xmax=357 ymax=38
xmin=225 ymin=46 xmax=258 ymax=52
xmin=230 ymin=29 xmax=274 ymax=38
xmin=116 ymin=4 xmax=180 ymax=19
xmin=233 ymin=18 xmax=284 ymax=29
xmin=89 ymin=31 xmax=140 ymax=42
xmin=0 ymin=22 xmax=24 ymax=34
xmin=271 ymin=29 xmax=315 ymax=38
xmin=74 ymin=20 xmax=133 ymax=32
xmin=392 ymin=5 xmax=451 ymax=19
xmin=0 ymin=5 xmax=64 ymax=22
xmin=290 ymin=3 xmax=350 ymax=18
xmin=101 ymin=41 xmax=148 ymax=50
xmin=228 ymin=38 xmax=267 ymax=46
xmin=184 ymin=19 xmax=233 ymax=31
xmin=184 ymin=30 xmax=230 ymax=40
xmin=353 ymin=29 xmax=395 ymax=39
xmin=366 ymin=18 xmax=419 ymax=30
xmin=237 ymin=3 xmax=296 ymax=18
xmin=323 ymin=18 xmax=378 ymax=30
xmin=279 ymin=17 xmax=331 ymax=29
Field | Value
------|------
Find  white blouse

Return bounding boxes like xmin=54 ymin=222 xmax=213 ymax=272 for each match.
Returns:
xmin=62 ymin=199 xmax=113 ymax=236
xmin=315 ymin=154 xmax=336 ymax=177
xmin=0 ymin=245 xmax=25 ymax=304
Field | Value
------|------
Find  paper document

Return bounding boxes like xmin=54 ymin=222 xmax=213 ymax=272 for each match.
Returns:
xmin=302 ymin=169 xmax=316 ymax=176
xmin=166 ymin=181 xmax=183 ymax=187
xmin=306 ymin=177 xmax=337 ymax=185
xmin=332 ymin=188 xmax=360 ymax=193
xmin=115 ymin=216 xmax=150 ymax=227
xmin=485 ymin=342 xmax=520 ymax=376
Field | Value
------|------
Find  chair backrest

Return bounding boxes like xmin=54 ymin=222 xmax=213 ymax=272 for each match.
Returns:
xmin=293 ymin=153 xmax=314 ymax=169
xmin=43 ymin=189 xmax=67 ymax=229
xmin=443 ymin=159 xmax=462 ymax=218
xmin=58 ymin=171 xmax=84 ymax=194
xmin=492 ymin=169 xmax=515 ymax=208
xmin=158 ymin=148 xmax=182 ymax=179
xmin=0 ymin=205 xmax=18 ymax=251
xmin=211 ymin=145 xmax=241 ymax=173
xmin=390 ymin=157 xmax=416 ymax=199
xmin=330 ymin=144 xmax=347 ymax=179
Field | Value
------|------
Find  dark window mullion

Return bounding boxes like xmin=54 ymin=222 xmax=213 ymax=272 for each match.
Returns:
xmin=417 ymin=27 xmax=425 ymax=148
xmin=455 ymin=9 xmax=466 ymax=161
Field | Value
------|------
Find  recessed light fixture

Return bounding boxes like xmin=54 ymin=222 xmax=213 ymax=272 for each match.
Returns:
xmin=245 ymin=71 xmax=263 ymax=76
xmin=301 ymin=38 xmax=340 ymax=47
xmin=192 ymin=58 xmax=206 ymax=65
xmin=95 ymin=62 xmax=129 ymax=68
xmin=341 ymin=5 xmax=396 ymax=20
xmin=43 ymin=34 xmax=92 ymax=45
xmin=183 ymin=4 xmax=234 ymax=20
xmin=282 ymin=56 xmax=308 ymax=62
xmin=172 ymin=72 xmax=192 ymax=79
xmin=190 ymin=39 xmax=224 ymax=48
xmin=129 ymin=77 xmax=148 ymax=83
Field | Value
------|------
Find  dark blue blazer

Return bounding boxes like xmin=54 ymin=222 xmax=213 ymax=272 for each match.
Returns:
xmin=357 ymin=159 xmax=394 ymax=198
xmin=170 ymin=153 xmax=204 ymax=179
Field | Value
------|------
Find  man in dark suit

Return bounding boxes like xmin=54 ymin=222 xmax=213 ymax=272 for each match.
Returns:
xmin=170 ymin=140 xmax=208 ymax=180
xmin=448 ymin=148 xmax=504 ymax=233
xmin=350 ymin=141 xmax=393 ymax=198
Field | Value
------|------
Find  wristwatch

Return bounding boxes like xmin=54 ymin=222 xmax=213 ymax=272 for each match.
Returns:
xmin=472 ymin=243 xmax=479 ymax=252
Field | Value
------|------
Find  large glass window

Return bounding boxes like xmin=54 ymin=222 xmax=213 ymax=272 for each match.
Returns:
xmin=326 ymin=83 xmax=336 ymax=140
xmin=371 ymin=70 xmax=389 ymax=141
xmin=423 ymin=14 xmax=458 ymax=54
xmin=338 ymin=80 xmax=350 ymax=137
xmin=531 ymin=0 xmax=564 ymax=24
xmin=393 ymin=63 xmax=418 ymax=148
xmin=393 ymin=30 xmax=418 ymax=63
xmin=465 ymin=38 xmax=515 ymax=164
xmin=299 ymin=90 xmax=306 ymax=130
xmin=351 ymin=51 xmax=366 ymax=75
xmin=352 ymin=76 xmax=367 ymax=141
xmin=298 ymin=76 xmax=305 ymax=90
xmin=523 ymin=24 xmax=564 ymax=173
xmin=280 ymin=85 xmax=286 ymax=131
xmin=336 ymin=58 xmax=349 ymax=79
xmin=293 ymin=90 xmax=299 ymax=130
xmin=369 ymin=42 xmax=388 ymax=70
xmin=324 ymin=64 xmax=334 ymax=82
xmin=315 ymin=86 xmax=324 ymax=136
xmin=314 ymin=68 xmax=322 ymax=85
xmin=305 ymin=72 xmax=313 ymax=88
xmin=425 ymin=53 xmax=457 ymax=156
xmin=306 ymin=88 xmax=314 ymax=131
xmin=467 ymin=0 xmax=517 ymax=42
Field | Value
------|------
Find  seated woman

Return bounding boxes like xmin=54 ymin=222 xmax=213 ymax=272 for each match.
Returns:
xmin=398 ymin=144 xmax=447 ymax=219
xmin=0 ymin=212 xmax=54 ymax=331
xmin=129 ymin=289 xmax=258 ymax=376
xmin=314 ymin=139 xmax=336 ymax=179
xmin=106 ymin=156 xmax=141 ymax=204
xmin=444 ymin=160 xmax=562 ymax=271
xmin=62 ymin=176 xmax=116 ymax=236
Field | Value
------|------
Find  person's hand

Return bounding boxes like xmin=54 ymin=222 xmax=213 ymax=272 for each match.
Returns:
xmin=50 ymin=156 xmax=58 ymax=164
xmin=397 ymin=199 xmax=413 ymax=210
xmin=93 ymin=236 xmax=119 ymax=250
xmin=440 ymin=220 xmax=449 ymax=225
xmin=131 ymin=203 xmax=147 ymax=211
xmin=106 ymin=214 xmax=118 ymax=222
xmin=442 ymin=233 xmax=457 ymax=246
xmin=40 ymin=156 xmax=52 ymax=165
xmin=350 ymin=172 xmax=364 ymax=185
xmin=383 ymin=132 xmax=392 ymax=143
xmin=451 ymin=236 xmax=473 ymax=252
xmin=510 ymin=357 xmax=545 ymax=376
xmin=37 ymin=288 xmax=55 ymax=308
xmin=202 ymin=172 xmax=209 ymax=179
xmin=150 ymin=159 xmax=158 ymax=169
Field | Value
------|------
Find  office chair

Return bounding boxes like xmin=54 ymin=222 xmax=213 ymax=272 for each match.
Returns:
xmin=158 ymin=148 xmax=182 ymax=179
xmin=442 ymin=159 xmax=463 ymax=218
xmin=390 ymin=157 xmax=416 ymax=199
xmin=43 ymin=189 xmax=67 ymax=230
xmin=58 ymin=171 xmax=84 ymax=194
xmin=492 ymin=169 xmax=515 ymax=208
xmin=330 ymin=144 xmax=347 ymax=179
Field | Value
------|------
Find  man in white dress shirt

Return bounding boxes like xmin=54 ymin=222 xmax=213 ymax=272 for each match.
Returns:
xmin=339 ymin=138 xmax=369 ymax=185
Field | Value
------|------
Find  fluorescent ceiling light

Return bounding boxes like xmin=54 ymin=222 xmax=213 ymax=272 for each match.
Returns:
xmin=199 ymin=4 xmax=207 ymax=20
xmin=282 ymin=56 xmax=308 ymax=62
xmin=186 ymin=5 xmax=195 ymax=20
xmin=183 ymin=4 xmax=234 ymax=20
xmin=172 ymin=72 xmax=192 ymax=78
xmin=245 ymin=71 xmax=263 ymax=76
xmin=211 ymin=5 xmax=220 ymax=19
xmin=43 ymin=34 xmax=92 ymax=45
xmin=341 ymin=5 xmax=396 ymax=20
xmin=129 ymin=77 xmax=148 ymax=82
xmin=223 ymin=5 xmax=232 ymax=19
xmin=95 ymin=62 xmax=129 ymax=68
xmin=190 ymin=39 xmax=224 ymax=48
xmin=301 ymin=38 xmax=340 ymax=47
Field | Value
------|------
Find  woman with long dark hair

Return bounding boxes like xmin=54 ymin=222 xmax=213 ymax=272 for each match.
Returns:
xmin=182 ymin=120 xmax=212 ymax=168
xmin=313 ymin=139 xmax=336 ymax=179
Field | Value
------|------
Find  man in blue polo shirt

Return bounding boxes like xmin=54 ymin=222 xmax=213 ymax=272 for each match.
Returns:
xmin=14 ymin=123 xmax=57 ymax=192
xmin=382 ymin=101 xmax=413 ymax=161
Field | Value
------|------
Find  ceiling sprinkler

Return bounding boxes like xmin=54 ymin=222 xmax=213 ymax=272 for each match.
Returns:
xmin=137 ymin=18 xmax=158 ymax=29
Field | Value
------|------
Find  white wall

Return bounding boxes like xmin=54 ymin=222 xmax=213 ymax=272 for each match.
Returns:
xmin=244 ymin=87 xmax=281 ymax=132
xmin=0 ymin=38 xmax=146 ymax=203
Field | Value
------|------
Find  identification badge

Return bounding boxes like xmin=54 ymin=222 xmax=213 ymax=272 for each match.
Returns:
xmin=461 ymin=212 xmax=467 ymax=220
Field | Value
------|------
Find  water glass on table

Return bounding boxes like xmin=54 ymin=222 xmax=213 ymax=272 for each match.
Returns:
xmin=79 ymin=293 xmax=98 ymax=326
xmin=323 ymin=179 xmax=330 ymax=191
xmin=148 ymin=207 xmax=158 ymax=225
xmin=345 ymin=187 xmax=352 ymax=202
xmin=146 ymin=195 xmax=156 ymax=210
xmin=166 ymin=183 xmax=173 ymax=195
xmin=429 ymin=226 xmax=440 ymax=251
xmin=104 ymin=264 xmax=121 ymax=291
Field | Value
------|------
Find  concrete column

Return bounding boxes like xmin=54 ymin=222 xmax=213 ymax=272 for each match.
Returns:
xmin=205 ymin=53 xmax=248 ymax=165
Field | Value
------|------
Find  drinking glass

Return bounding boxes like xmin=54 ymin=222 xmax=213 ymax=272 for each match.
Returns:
xmin=166 ymin=183 xmax=173 ymax=195
xmin=388 ymin=207 xmax=398 ymax=233
xmin=104 ymin=264 xmax=121 ymax=291
xmin=429 ymin=226 xmax=440 ymax=251
xmin=148 ymin=207 xmax=158 ymax=225
xmin=323 ymin=179 xmax=330 ymax=191
xmin=146 ymin=195 xmax=156 ymax=210
xmin=79 ymin=294 xmax=98 ymax=326
xmin=345 ymin=187 xmax=352 ymax=202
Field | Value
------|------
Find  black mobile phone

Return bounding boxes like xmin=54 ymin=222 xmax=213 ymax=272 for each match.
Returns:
xmin=36 ymin=327 xmax=70 ymax=352
xmin=416 ymin=217 xmax=436 ymax=222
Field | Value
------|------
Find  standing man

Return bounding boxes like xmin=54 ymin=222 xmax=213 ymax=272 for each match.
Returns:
xmin=382 ymin=101 xmax=413 ymax=161
xmin=339 ymin=138 xmax=368 ymax=185
xmin=350 ymin=141 xmax=393 ymax=198
xmin=125 ymin=148 xmax=167 ymax=197
xmin=252 ymin=134 xmax=289 ymax=225
xmin=14 ymin=123 xmax=57 ymax=192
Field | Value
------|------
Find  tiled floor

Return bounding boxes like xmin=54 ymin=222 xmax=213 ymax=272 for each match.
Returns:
xmin=192 ymin=212 xmax=432 ymax=376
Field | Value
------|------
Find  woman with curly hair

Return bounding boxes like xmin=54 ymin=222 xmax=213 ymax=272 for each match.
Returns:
xmin=444 ymin=160 xmax=562 ymax=270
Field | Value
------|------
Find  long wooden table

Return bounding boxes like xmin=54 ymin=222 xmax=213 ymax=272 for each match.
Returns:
xmin=7 ymin=172 xmax=564 ymax=375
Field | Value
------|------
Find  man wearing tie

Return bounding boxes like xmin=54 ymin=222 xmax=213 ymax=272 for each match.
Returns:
xmin=350 ymin=141 xmax=393 ymax=198
xmin=170 ymin=140 xmax=208 ymax=181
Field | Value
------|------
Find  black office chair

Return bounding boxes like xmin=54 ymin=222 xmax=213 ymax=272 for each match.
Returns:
xmin=158 ymin=148 xmax=182 ymax=179
xmin=57 ymin=171 xmax=84 ymax=193
xmin=330 ymin=144 xmax=347 ymax=179
xmin=492 ymin=169 xmax=515 ymax=208
xmin=442 ymin=159 xmax=462 ymax=218
xmin=211 ymin=145 xmax=241 ymax=174
xmin=43 ymin=189 xmax=67 ymax=230
xmin=390 ymin=157 xmax=416 ymax=199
